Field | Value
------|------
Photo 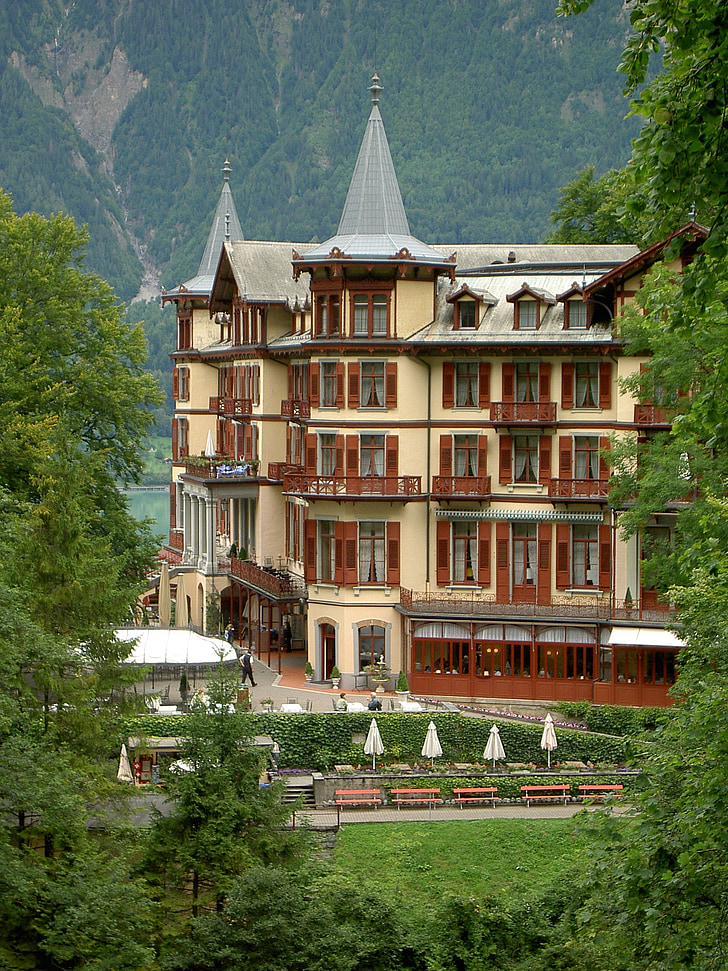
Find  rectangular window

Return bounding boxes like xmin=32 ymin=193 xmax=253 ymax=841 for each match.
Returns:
xmin=292 ymin=362 xmax=308 ymax=401
xmin=515 ymin=362 xmax=539 ymax=403
xmin=454 ymin=434 xmax=478 ymax=477
xmin=568 ymin=300 xmax=587 ymax=329
xmin=351 ymin=291 xmax=390 ymax=337
xmin=455 ymin=362 xmax=479 ymax=407
xmin=360 ymin=361 xmax=385 ymax=407
xmin=358 ymin=521 xmax=386 ymax=584
xmin=513 ymin=524 xmax=537 ymax=586
xmin=458 ymin=301 xmax=477 ymax=328
xmin=360 ymin=434 xmax=385 ymax=476
xmin=572 ymin=525 xmax=598 ymax=586
xmin=453 ymin=522 xmax=478 ymax=583
xmin=315 ymin=294 xmax=340 ymax=337
xmin=574 ymin=436 xmax=600 ymax=479
xmin=514 ymin=435 xmax=538 ymax=483
xmin=319 ymin=521 xmax=336 ymax=582
xmin=177 ymin=315 xmax=192 ymax=350
xmin=321 ymin=362 xmax=338 ymax=407
xmin=319 ymin=433 xmax=337 ymax=475
xmin=575 ymin=362 xmax=599 ymax=408
xmin=518 ymin=301 xmax=538 ymax=330
xmin=176 ymin=366 xmax=190 ymax=401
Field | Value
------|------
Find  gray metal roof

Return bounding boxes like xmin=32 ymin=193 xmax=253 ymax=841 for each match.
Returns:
xmin=221 ymin=240 xmax=314 ymax=307
xmin=302 ymin=75 xmax=450 ymax=267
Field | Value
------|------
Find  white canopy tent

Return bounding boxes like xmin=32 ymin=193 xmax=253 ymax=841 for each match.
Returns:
xmin=116 ymin=628 xmax=237 ymax=665
xmin=607 ymin=627 xmax=685 ymax=649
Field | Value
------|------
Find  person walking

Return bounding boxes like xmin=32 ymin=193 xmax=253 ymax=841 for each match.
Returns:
xmin=240 ymin=648 xmax=256 ymax=687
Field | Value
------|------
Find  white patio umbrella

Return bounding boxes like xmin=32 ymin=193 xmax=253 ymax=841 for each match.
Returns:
xmin=117 ymin=743 xmax=134 ymax=783
xmin=174 ymin=573 xmax=189 ymax=628
xmin=364 ymin=718 xmax=384 ymax=771
xmin=540 ymin=713 xmax=558 ymax=769
xmin=158 ymin=560 xmax=171 ymax=628
xmin=484 ymin=723 xmax=506 ymax=770
xmin=421 ymin=720 xmax=443 ymax=767
xmin=205 ymin=428 xmax=216 ymax=459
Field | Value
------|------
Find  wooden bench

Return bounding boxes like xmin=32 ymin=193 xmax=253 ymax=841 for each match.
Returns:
xmin=390 ymin=787 xmax=442 ymax=809
xmin=453 ymin=787 xmax=500 ymax=807
xmin=334 ymin=789 xmax=382 ymax=809
xmin=521 ymin=784 xmax=570 ymax=807
xmin=578 ymin=784 xmax=624 ymax=802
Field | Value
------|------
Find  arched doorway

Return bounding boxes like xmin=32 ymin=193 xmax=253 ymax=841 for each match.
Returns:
xmin=321 ymin=623 xmax=336 ymax=680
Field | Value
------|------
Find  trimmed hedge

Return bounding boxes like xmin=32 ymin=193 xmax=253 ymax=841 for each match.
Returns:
xmin=553 ymin=702 xmax=672 ymax=737
xmin=125 ymin=712 xmax=630 ymax=772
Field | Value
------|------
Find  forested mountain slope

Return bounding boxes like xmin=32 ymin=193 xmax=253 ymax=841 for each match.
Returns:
xmin=0 ymin=0 xmax=638 ymax=303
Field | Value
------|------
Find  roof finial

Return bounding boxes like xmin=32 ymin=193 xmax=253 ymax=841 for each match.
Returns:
xmin=369 ymin=72 xmax=382 ymax=106
xmin=689 ymin=201 xmax=697 ymax=222
xmin=225 ymin=210 xmax=231 ymax=240
xmin=222 ymin=157 xmax=232 ymax=183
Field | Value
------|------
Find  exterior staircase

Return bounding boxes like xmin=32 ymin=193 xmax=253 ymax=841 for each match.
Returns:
xmin=282 ymin=774 xmax=315 ymax=806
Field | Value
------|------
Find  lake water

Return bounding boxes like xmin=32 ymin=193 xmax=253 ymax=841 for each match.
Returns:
xmin=126 ymin=487 xmax=170 ymax=539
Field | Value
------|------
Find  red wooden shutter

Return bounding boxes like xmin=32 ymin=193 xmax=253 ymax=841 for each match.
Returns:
xmin=385 ymin=361 xmax=398 ymax=408
xmin=439 ymin=435 xmax=452 ymax=476
xmin=499 ymin=435 xmax=512 ymax=484
xmin=539 ymin=435 xmax=551 ymax=484
xmin=346 ymin=435 xmax=359 ymax=475
xmin=310 ymin=363 xmax=320 ymax=407
xmin=561 ymin=363 xmax=574 ymax=409
xmin=173 ymin=368 xmax=179 ymax=400
xmin=169 ymin=485 xmax=177 ymax=529
xmin=387 ymin=521 xmax=400 ymax=585
xmin=599 ymin=362 xmax=612 ymax=409
xmin=537 ymin=522 xmax=551 ymax=605
xmin=599 ymin=436 xmax=610 ymax=481
xmin=348 ymin=362 xmax=360 ymax=408
xmin=334 ymin=522 xmax=344 ymax=586
xmin=502 ymin=363 xmax=515 ymax=402
xmin=442 ymin=362 xmax=455 ymax=408
xmin=539 ymin=362 xmax=551 ymax=402
xmin=343 ymin=521 xmax=358 ymax=586
xmin=287 ymin=365 xmax=294 ymax=400
xmin=495 ymin=522 xmax=510 ymax=603
xmin=336 ymin=362 xmax=345 ymax=408
xmin=478 ymin=362 xmax=491 ymax=408
xmin=171 ymin=420 xmax=179 ymax=460
xmin=335 ymin=434 xmax=345 ymax=476
xmin=599 ymin=523 xmax=611 ymax=589
xmin=386 ymin=436 xmax=399 ymax=476
xmin=286 ymin=425 xmax=292 ymax=464
xmin=477 ymin=521 xmax=491 ymax=586
xmin=305 ymin=433 xmax=317 ymax=474
xmin=555 ymin=524 xmax=571 ymax=589
xmin=477 ymin=436 xmax=488 ymax=475
xmin=559 ymin=436 xmax=572 ymax=477
xmin=436 ymin=520 xmax=450 ymax=586
xmin=304 ymin=519 xmax=317 ymax=582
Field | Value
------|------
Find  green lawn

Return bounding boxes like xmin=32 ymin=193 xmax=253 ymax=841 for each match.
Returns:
xmin=331 ymin=819 xmax=589 ymax=910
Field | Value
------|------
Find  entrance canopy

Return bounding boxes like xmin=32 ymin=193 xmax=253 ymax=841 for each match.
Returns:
xmin=116 ymin=628 xmax=237 ymax=665
xmin=607 ymin=627 xmax=685 ymax=649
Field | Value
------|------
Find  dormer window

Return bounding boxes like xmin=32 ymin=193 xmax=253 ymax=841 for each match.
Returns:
xmin=516 ymin=300 xmax=538 ymax=330
xmin=458 ymin=300 xmax=477 ymax=328
xmin=567 ymin=300 xmax=587 ymax=329
xmin=446 ymin=285 xmax=496 ymax=330
xmin=507 ymin=284 xmax=556 ymax=331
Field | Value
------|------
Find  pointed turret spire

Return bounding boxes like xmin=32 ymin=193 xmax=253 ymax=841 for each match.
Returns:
xmin=299 ymin=74 xmax=449 ymax=268
xmin=197 ymin=158 xmax=244 ymax=278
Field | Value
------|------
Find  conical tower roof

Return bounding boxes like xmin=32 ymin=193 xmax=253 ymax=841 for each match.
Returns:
xmin=165 ymin=160 xmax=244 ymax=298
xmin=299 ymin=75 xmax=450 ymax=267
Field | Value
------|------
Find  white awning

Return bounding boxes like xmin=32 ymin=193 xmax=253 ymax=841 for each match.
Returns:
xmin=607 ymin=627 xmax=685 ymax=649
xmin=116 ymin=628 xmax=238 ymax=665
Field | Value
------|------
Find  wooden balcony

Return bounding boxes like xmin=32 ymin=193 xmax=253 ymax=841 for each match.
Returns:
xmin=490 ymin=401 xmax=557 ymax=424
xmin=229 ymin=557 xmax=306 ymax=601
xmin=282 ymin=472 xmax=422 ymax=500
xmin=209 ymin=396 xmax=253 ymax=417
xmin=181 ymin=458 xmax=260 ymax=480
xmin=267 ymin=462 xmax=303 ymax=482
xmin=432 ymin=474 xmax=492 ymax=499
xmin=549 ymin=478 xmax=609 ymax=500
xmin=281 ymin=398 xmax=311 ymax=420
xmin=634 ymin=404 xmax=670 ymax=427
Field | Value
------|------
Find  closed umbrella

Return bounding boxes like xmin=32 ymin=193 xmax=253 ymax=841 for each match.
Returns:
xmin=158 ymin=561 xmax=171 ymax=628
xmin=484 ymin=723 xmax=506 ymax=770
xmin=174 ymin=573 xmax=188 ymax=628
xmin=364 ymin=718 xmax=384 ymax=771
xmin=117 ymin=743 xmax=134 ymax=783
xmin=205 ymin=428 xmax=216 ymax=459
xmin=541 ymin=713 xmax=558 ymax=769
xmin=421 ymin=720 xmax=443 ymax=767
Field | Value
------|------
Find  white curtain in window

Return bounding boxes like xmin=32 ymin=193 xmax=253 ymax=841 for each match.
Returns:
xmin=576 ymin=370 xmax=598 ymax=407
xmin=373 ymin=372 xmax=384 ymax=405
